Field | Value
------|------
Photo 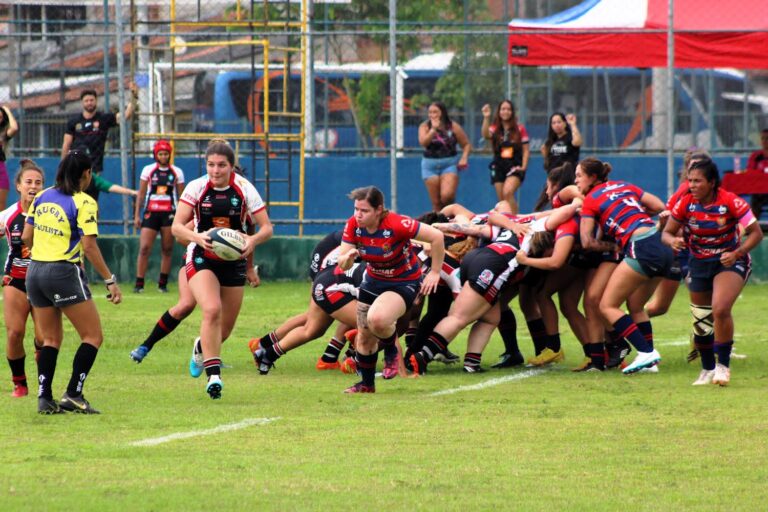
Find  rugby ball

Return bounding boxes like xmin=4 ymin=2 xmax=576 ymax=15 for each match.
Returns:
xmin=209 ymin=228 xmax=246 ymax=261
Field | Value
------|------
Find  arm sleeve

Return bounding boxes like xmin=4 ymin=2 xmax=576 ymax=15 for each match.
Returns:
xmin=670 ymin=195 xmax=689 ymax=223
xmin=341 ymin=217 xmax=357 ymax=245
xmin=580 ymin=194 xmax=598 ymax=219
xmin=519 ymin=124 xmax=530 ymax=144
xmin=92 ymin=173 xmax=113 ymax=193
xmin=77 ymin=195 xmax=100 ymax=237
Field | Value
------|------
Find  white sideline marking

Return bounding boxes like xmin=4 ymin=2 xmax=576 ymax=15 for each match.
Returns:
xmin=129 ymin=417 xmax=279 ymax=447
xmin=656 ymin=340 xmax=691 ymax=347
xmin=429 ymin=369 xmax=546 ymax=397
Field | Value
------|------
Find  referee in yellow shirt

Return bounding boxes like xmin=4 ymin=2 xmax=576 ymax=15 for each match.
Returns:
xmin=22 ymin=151 xmax=122 ymax=414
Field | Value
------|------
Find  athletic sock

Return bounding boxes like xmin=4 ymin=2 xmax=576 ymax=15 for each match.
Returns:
xmin=714 ymin=340 xmax=733 ymax=368
xmin=379 ymin=333 xmax=397 ymax=362
xmin=587 ymin=342 xmax=606 ymax=369
xmin=134 ymin=277 xmax=145 ymax=289
xmin=582 ymin=344 xmax=590 ymax=358
xmin=546 ymin=333 xmax=561 ymax=353
xmin=158 ymin=273 xmax=169 ymax=289
xmin=526 ymin=318 xmax=547 ymax=356
xmin=404 ymin=327 xmax=418 ymax=350
xmin=143 ymin=310 xmax=182 ymax=350
xmin=259 ymin=331 xmax=279 ymax=349
xmin=263 ymin=341 xmax=286 ymax=364
xmin=498 ymin=308 xmax=520 ymax=354
xmin=694 ymin=334 xmax=715 ymax=371
xmin=204 ymin=358 xmax=222 ymax=377
xmin=423 ymin=332 xmax=449 ymax=362
xmin=356 ymin=352 xmax=378 ymax=387
xmin=463 ymin=352 xmax=482 ymax=371
xmin=37 ymin=346 xmax=59 ymax=400
xmin=321 ymin=337 xmax=346 ymax=363
xmin=66 ymin=343 xmax=99 ymax=397
xmin=612 ymin=315 xmax=652 ymax=353
xmin=8 ymin=356 xmax=26 ymax=387
xmin=636 ymin=321 xmax=654 ymax=350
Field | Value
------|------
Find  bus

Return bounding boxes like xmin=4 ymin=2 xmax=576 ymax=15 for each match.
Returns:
xmin=191 ymin=55 xmax=764 ymax=153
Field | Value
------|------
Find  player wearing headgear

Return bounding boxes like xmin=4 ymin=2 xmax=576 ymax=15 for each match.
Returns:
xmin=133 ymin=139 xmax=185 ymax=293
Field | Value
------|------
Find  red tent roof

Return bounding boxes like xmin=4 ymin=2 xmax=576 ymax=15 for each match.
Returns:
xmin=508 ymin=0 xmax=768 ymax=69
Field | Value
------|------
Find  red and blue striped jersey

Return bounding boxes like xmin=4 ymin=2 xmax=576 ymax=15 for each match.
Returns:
xmin=670 ymin=188 xmax=755 ymax=260
xmin=581 ymin=181 xmax=655 ymax=250
xmin=342 ymin=212 xmax=421 ymax=281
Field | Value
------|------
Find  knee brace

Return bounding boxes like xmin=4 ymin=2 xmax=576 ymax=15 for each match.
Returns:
xmin=690 ymin=304 xmax=713 ymax=336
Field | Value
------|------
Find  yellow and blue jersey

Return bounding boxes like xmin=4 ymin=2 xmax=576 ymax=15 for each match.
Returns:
xmin=26 ymin=188 xmax=99 ymax=263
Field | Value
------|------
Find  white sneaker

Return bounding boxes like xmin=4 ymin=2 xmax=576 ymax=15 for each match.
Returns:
xmin=712 ymin=363 xmax=730 ymax=386
xmin=189 ymin=337 xmax=204 ymax=378
xmin=692 ymin=369 xmax=715 ymax=385
xmin=639 ymin=364 xmax=659 ymax=374
xmin=622 ymin=349 xmax=661 ymax=375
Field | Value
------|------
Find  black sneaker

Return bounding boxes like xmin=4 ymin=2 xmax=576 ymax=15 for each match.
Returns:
xmin=59 ymin=393 xmax=100 ymax=414
xmin=491 ymin=351 xmax=525 ymax=369
xmin=433 ymin=348 xmax=461 ymax=365
xmin=158 ymin=285 xmax=169 ymax=293
xmin=252 ymin=349 xmax=274 ymax=375
xmin=462 ymin=365 xmax=486 ymax=374
xmin=38 ymin=397 xmax=64 ymax=415
xmin=573 ymin=362 xmax=605 ymax=373
xmin=408 ymin=352 xmax=428 ymax=375
xmin=606 ymin=341 xmax=631 ymax=369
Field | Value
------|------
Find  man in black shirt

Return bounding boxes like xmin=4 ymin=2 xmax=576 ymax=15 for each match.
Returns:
xmin=61 ymin=86 xmax=136 ymax=201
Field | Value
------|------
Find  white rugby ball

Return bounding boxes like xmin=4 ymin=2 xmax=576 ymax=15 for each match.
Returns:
xmin=209 ymin=228 xmax=246 ymax=261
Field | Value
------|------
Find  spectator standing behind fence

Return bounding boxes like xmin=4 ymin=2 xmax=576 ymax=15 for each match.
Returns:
xmin=481 ymin=100 xmax=529 ymax=214
xmin=535 ymin=113 xmax=582 ymax=210
xmin=746 ymin=128 xmax=768 ymax=217
xmin=418 ymin=102 xmax=471 ymax=212
xmin=60 ymin=85 xmax=137 ymax=202
xmin=0 ymin=106 xmax=20 ymax=210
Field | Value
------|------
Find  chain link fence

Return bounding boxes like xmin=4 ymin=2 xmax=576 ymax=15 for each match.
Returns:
xmin=1 ymin=1 xmax=766 ymax=161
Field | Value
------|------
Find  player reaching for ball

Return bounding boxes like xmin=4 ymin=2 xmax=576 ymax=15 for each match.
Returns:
xmin=171 ymin=139 xmax=272 ymax=399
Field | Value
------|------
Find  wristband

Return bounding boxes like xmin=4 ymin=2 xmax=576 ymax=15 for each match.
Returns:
xmin=104 ymin=274 xmax=116 ymax=286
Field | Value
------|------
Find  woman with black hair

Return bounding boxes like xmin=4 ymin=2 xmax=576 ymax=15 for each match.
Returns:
xmin=663 ymin=159 xmax=763 ymax=386
xmin=419 ymin=102 xmax=472 ymax=212
xmin=577 ymin=157 xmax=671 ymax=375
xmin=482 ymin=100 xmax=529 ymax=213
xmin=534 ymin=113 xmax=582 ymax=211
xmin=22 ymin=151 xmax=123 ymax=414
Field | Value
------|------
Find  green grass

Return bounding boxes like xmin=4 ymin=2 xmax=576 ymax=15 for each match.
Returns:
xmin=1 ymin=281 xmax=767 ymax=511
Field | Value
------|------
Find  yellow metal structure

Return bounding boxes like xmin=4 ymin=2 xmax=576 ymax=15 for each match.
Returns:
xmin=134 ymin=0 xmax=307 ymax=234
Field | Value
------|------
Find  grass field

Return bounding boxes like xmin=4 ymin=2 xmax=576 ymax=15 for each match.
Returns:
xmin=1 ymin=281 xmax=767 ymax=511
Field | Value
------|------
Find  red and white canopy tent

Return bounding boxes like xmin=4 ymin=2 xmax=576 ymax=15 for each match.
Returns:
xmin=507 ymin=0 xmax=768 ymax=69
xmin=507 ymin=0 xmax=768 ymax=193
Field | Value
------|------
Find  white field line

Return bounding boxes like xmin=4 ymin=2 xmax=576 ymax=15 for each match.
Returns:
xmin=429 ymin=368 xmax=546 ymax=397
xmin=656 ymin=340 xmax=692 ymax=347
xmin=129 ymin=417 xmax=279 ymax=447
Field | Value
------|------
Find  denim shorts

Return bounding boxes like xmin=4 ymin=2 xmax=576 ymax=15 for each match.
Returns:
xmin=421 ymin=156 xmax=458 ymax=180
